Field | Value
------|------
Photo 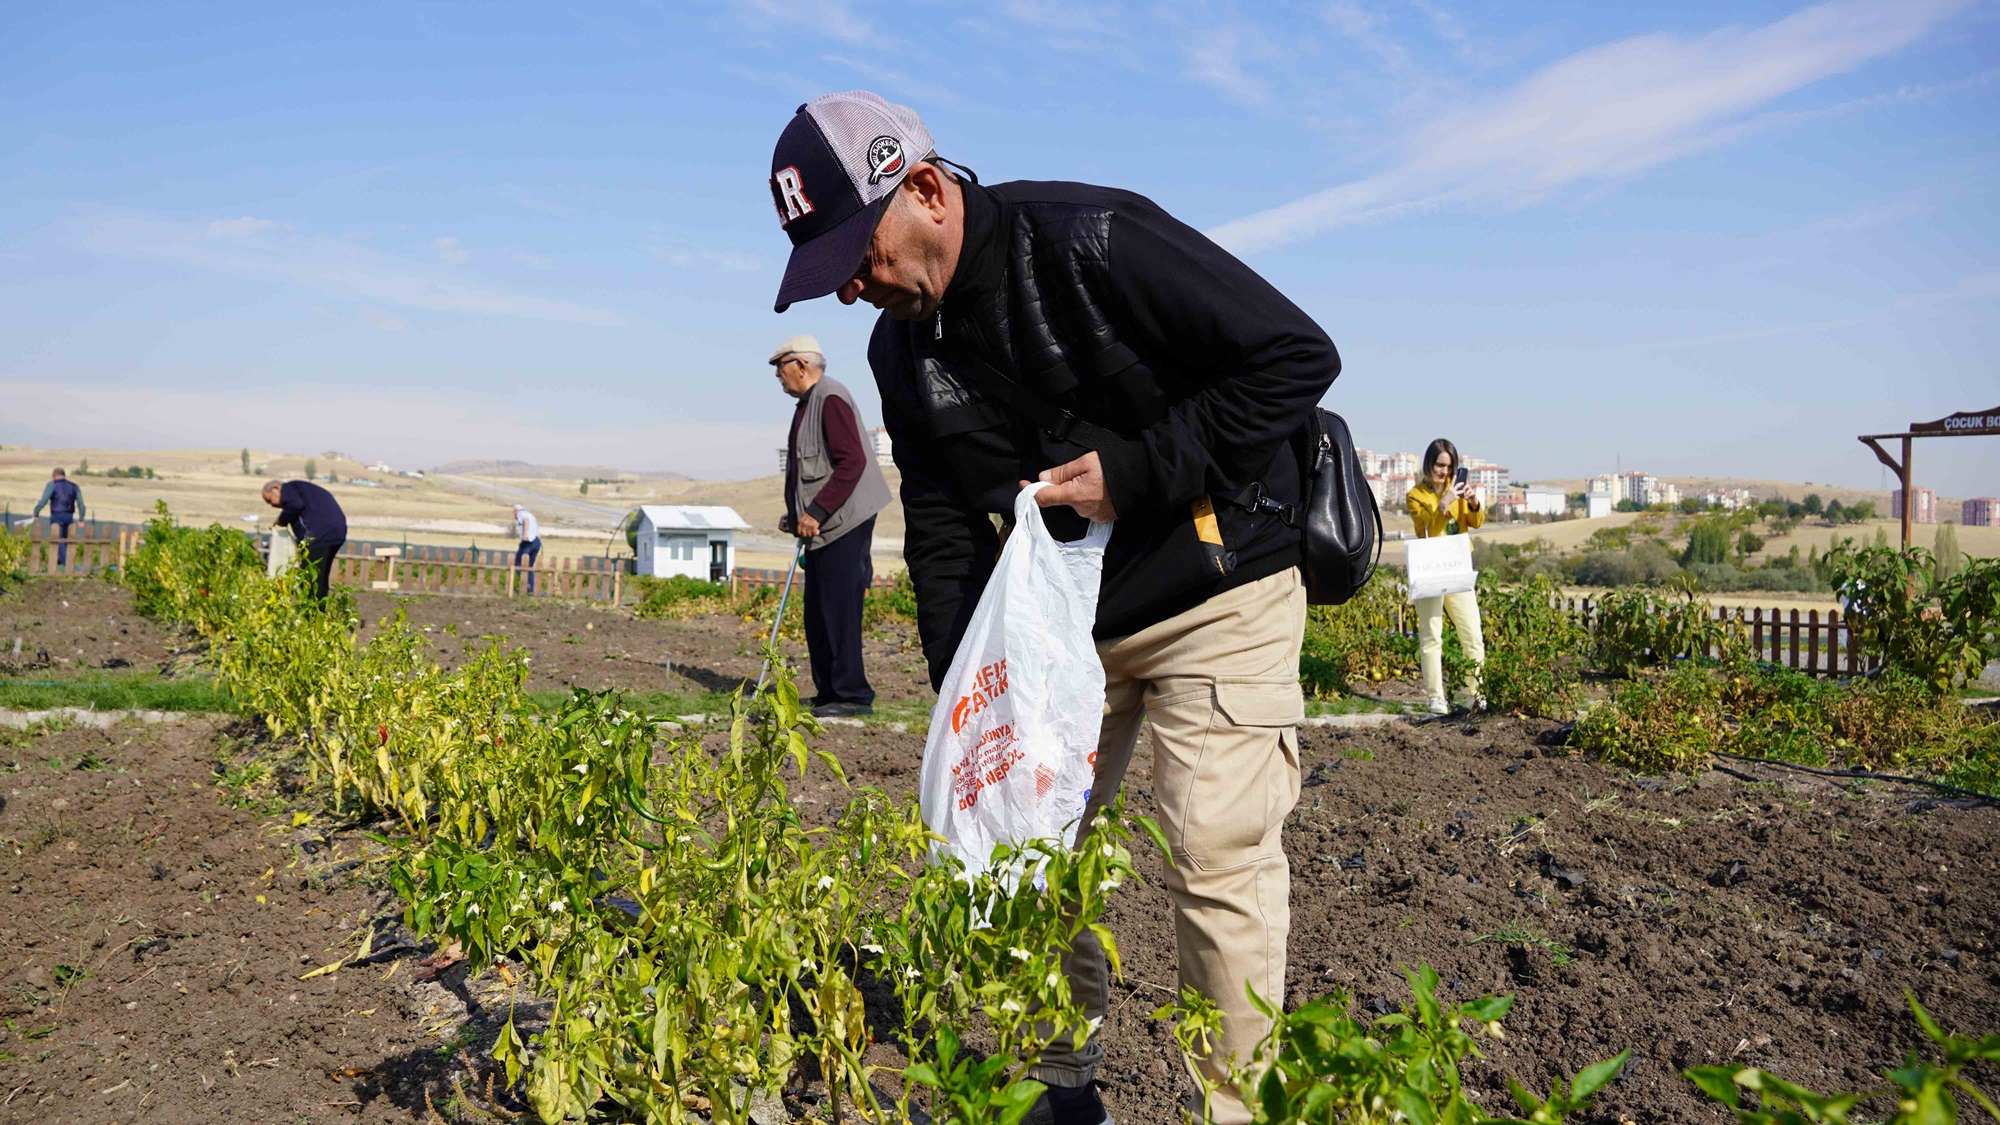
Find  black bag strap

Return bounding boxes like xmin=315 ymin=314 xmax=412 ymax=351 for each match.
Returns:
xmin=933 ymin=322 xmax=1304 ymax=527
xmin=940 ymin=334 xmax=1129 ymax=452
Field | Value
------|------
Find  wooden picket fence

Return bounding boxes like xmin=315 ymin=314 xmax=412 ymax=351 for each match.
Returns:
xmin=730 ymin=566 xmax=900 ymax=596
xmin=325 ymin=547 xmax=625 ymax=603
xmin=9 ymin=523 xmax=139 ymax=578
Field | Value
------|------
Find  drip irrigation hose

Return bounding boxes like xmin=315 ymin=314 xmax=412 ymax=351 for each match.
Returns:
xmin=1709 ymin=749 xmax=1997 ymax=806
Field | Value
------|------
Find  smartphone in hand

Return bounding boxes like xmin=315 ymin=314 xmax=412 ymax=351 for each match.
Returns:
xmin=1454 ymin=464 xmax=1469 ymax=489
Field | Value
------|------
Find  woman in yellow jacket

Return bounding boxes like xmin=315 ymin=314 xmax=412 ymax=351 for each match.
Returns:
xmin=1406 ymin=438 xmax=1486 ymax=714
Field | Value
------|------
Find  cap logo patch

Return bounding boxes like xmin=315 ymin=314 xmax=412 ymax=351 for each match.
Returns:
xmin=866 ymin=135 xmax=905 ymax=184
xmin=770 ymin=166 xmax=813 ymax=225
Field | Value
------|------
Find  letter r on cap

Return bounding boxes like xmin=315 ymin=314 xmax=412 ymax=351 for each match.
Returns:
xmin=772 ymin=167 xmax=813 ymax=224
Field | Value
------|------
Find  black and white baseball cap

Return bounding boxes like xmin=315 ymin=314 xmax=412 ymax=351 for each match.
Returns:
xmin=768 ymin=91 xmax=934 ymax=313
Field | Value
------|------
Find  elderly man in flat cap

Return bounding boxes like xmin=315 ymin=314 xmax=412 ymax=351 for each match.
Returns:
xmin=771 ymin=334 xmax=892 ymax=717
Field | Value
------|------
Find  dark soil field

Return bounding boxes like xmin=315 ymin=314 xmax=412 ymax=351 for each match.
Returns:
xmin=0 ymin=579 xmax=184 ymax=675
xmin=4 ymin=578 xmax=1997 ymax=1123
xmin=350 ymin=591 xmax=932 ymax=705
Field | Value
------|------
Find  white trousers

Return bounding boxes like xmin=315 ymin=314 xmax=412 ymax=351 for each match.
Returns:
xmin=1416 ymin=590 xmax=1485 ymax=706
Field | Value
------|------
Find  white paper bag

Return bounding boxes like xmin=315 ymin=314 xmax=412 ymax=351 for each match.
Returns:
xmin=919 ymin=482 xmax=1112 ymax=876
xmin=1406 ymin=534 xmax=1476 ymax=601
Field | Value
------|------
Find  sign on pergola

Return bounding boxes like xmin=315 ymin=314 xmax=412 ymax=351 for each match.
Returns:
xmin=1858 ymin=405 xmax=2000 ymax=546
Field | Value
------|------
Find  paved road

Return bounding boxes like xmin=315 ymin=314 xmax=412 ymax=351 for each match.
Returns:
xmin=428 ymin=474 xmax=630 ymax=527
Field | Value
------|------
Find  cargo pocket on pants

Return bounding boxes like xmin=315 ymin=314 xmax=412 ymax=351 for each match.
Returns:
xmin=1179 ymin=678 xmax=1305 ymax=872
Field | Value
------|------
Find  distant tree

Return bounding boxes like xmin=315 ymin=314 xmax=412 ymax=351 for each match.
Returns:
xmin=303 ymin=457 xmax=317 ymax=481
xmin=1682 ymin=521 xmax=1730 ymax=567
xmin=1614 ymin=499 xmax=1641 ymax=513
xmin=240 ymin=448 xmax=251 ymax=475
xmin=78 ymin=458 xmax=90 ymax=475
xmin=1825 ymin=499 xmax=1846 ymax=522
xmin=1935 ymin=522 xmax=1964 ymax=581
xmin=144 ymin=467 xmax=155 ymax=479
xmin=1785 ymin=501 xmax=1804 ymax=520
xmin=1758 ymin=500 xmax=1787 ymax=520
xmin=1737 ymin=530 xmax=1765 ymax=557
xmin=1803 ymin=493 xmax=1824 ymax=516
xmin=1566 ymin=491 xmax=1587 ymax=510
xmin=1873 ymin=527 xmax=1891 ymax=549
xmin=1678 ymin=497 xmax=1703 ymax=515
xmin=1844 ymin=500 xmax=1875 ymax=523
xmin=580 ymin=480 xmax=589 ymax=495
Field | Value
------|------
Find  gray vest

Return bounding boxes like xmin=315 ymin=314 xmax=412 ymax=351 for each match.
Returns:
xmin=791 ymin=375 xmax=892 ymax=550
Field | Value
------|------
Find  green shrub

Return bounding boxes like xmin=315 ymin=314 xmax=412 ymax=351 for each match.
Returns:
xmin=1574 ymin=664 xmax=1724 ymax=772
xmin=630 ymin=574 xmax=733 ymax=620
xmin=1479 ymin=573 xmax=1586 ymax=718
xmin=0 ymin=522 xmax=27 ymax=591
xmin=122 ymin=501 xmax=267 ymax=634
xmin=1829 ymin=543 xmax=2000 ymax=693
xmin=863 ymin=569 xmax=918 ymax=631
xmin=1300 ymin=571 xmax=1415 ymax=696
xmin=1590 ymin=583 xmax=1742 ymax=677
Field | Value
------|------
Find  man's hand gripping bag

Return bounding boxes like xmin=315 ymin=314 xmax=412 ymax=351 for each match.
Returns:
xmin=919 ymin=482 xmax=1112 ymax=877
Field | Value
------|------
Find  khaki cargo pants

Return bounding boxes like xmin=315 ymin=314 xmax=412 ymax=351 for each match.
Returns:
xmin=1029 ymin=568 xmax=1307 ymax=1123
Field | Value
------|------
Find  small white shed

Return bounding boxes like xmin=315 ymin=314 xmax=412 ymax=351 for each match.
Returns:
xmin=632 ymin=505 xmax=750 ymax=582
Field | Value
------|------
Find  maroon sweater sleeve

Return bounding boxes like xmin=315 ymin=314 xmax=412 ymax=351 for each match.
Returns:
xmin=805 ymin=395 xmax=868 ymax=521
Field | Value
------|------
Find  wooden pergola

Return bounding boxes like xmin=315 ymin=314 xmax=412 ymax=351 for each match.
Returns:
xmin=1858 ymin=405 xmax=2000 ymax=546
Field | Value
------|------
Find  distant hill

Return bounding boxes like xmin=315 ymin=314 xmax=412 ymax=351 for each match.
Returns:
xmin=429 ymin=460 xmax=688 ymax=481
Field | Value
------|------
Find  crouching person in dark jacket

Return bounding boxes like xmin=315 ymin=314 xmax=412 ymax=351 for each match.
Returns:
xmin=262 ymin=479 xmax=347 ymax=601
xmin=764 ymin=92 xmax=1340 ymax=1125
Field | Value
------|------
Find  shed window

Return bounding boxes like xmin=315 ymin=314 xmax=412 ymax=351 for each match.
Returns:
xmin=663 ymin=534 xmax=703 ymax=562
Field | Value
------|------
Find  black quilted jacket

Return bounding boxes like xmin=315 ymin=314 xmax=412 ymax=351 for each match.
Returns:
xmin=868 ymin=178 xmax=1340 ymax=689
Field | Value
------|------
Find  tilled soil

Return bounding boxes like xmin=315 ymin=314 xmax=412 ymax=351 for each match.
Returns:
xmin=792 ymin=717 xmax=2000 ymax=1124
xmin=0 ymin=719 xmax=521 ymax=1124
xmin=350 ymin=591 xmax=930 ymax=704
xmin=0 ymin=580 xmax=183 ymax=675
xmin=4 ymin=579 xmax=1997 ymax=1123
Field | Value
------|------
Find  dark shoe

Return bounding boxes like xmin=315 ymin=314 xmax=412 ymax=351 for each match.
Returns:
xmin=810 ymin=700 xmax=874 ymax=719
xmin=1023 ymin=1082 xmax=1113 ymax=1125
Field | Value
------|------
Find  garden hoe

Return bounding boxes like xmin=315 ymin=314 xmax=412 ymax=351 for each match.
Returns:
xmin=754 ymin=540 xmax=804 ymax=697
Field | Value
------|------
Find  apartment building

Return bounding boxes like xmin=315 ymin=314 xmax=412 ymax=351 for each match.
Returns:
xmin=1892 ymin=487 xmax=1937 ymax=524
xmin=1964 ymin=497 xmax=1999 ymax=527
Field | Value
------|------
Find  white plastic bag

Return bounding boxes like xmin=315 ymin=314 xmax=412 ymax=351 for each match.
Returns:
xmin=267 ymin=527 xmax=297 ymax=578
xmin=1405 ymin=534 xmax=1476 ymax=601
xmin=919 ymin=482 xmax=1112 ymax=877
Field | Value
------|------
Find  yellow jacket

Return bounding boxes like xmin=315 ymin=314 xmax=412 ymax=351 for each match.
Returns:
xmin=1406 ymin=484 xmax=1484 ymax=539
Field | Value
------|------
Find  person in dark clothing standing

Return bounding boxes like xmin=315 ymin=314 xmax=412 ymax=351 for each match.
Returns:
xmin=32 ymin=468 xmax=85 ymax=567
xmin=261 ymin=478 xmax=348 ymax=601
xmin=765 ymin=92 xmax=1339 ymax=1125
xmin=771 ymin=333 xmax=893 ymax=718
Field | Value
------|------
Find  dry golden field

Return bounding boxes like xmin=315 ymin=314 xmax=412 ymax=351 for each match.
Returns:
xmin=6 ymin=445 xmax=1989 ymax=576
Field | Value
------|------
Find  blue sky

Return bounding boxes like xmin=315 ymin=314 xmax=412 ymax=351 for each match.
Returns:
xmin=2 ymin=0 xmax=1996 ymax=497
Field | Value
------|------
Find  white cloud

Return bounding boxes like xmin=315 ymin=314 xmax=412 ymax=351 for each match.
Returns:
xmin=731 ymin=0 xmax=875 ymax=44
xmin=205 ymin=216 xmax=279 ymax=239
xmin=1211 ymin=0 xmax=1967 ymax=252
xmin=80 ymin=212 xmax=623 ymax=326
xmin=1182 ymin=22 xmax=1279 ymax=108
xmin=650 ymin=242 xmax=767 ymax=273
xmin=820 ymin=52 xmax=960 ymax=106
xmin=432 ymin=236 xmax=470 ymax=265
xmin=0 ymin=381 xmax=788 ymax=480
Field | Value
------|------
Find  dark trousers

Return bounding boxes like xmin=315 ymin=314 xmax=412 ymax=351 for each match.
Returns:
xmin=802 ymin=516 xmax=875 ymax=706
xmin=306 ymin=537 xmax=344 ymax=601
xmin=48 ymin=517 xmax=73 ymax=566
xmin=515 ymin=538 xmax=542 ymax=593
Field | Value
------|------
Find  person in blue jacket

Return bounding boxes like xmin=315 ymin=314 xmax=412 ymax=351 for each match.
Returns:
xmin=31 ymin=468 xmax=85 ymax=567
xmin=261 ymin=478 xmax=348 ymax=601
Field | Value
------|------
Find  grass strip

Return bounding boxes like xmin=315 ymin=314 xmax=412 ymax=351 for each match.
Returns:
xmin=0 ymin=673 xmax=235 ymax=713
